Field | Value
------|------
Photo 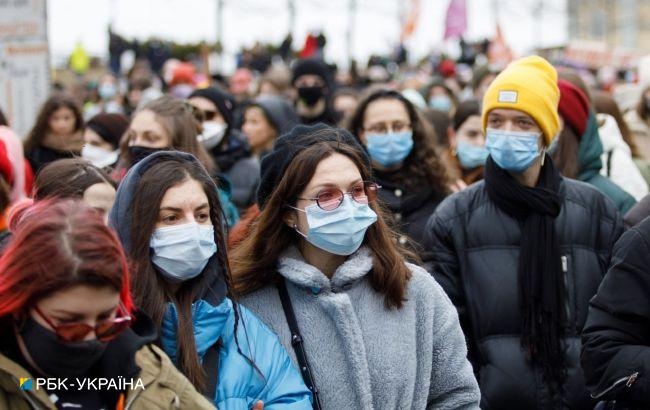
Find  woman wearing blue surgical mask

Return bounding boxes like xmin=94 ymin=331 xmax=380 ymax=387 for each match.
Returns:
xmin=108 ymin=151 xmax=312 ymax=410
xmin=231 ymin=123 xmax=480 ymax=410
xmin=0 ymin=200 xmax=215 ymax=410
xmin=447 ymin=99 xmax=488 ymax=185
xmin=346 ymin=89 xmax=451 ymax=255
xmin=425 ymin=82 xmax=457 ymax=114
xmin=423 ymin=56 xmax=624 ymax=409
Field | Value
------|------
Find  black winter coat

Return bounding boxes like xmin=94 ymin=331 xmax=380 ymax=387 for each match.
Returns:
xmin=423 ymin=178 xmax=624 ymax=409
xmin=374 ymin=172 xmax=445 ymax=254
xmin=211 ymin=130 xmax=260 ymax=212
xmin=581 ymin=216 xmax=650 ymax=409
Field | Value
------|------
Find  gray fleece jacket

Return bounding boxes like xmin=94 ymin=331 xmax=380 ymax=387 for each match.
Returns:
xmin=239 ymin=246 xmax=480 ymax=410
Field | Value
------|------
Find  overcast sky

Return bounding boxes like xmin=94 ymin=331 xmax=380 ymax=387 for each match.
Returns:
xmin=47 ymin=0 xmax=567 ymax=72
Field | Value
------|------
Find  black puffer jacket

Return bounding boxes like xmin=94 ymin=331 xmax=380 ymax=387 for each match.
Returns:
xmin=423 ymin=178 xmax=624 ymax=409
xmin=374 ymin=170 xmax=445 ymax=253
xmin=581 ymin=216 xmax=650 ymax=409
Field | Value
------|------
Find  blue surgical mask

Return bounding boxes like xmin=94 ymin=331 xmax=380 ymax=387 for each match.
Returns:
xmin=291 ymin=196 xmax=377 ymax=256
xmin=366 ymin=131 xmax=414 ymax=167
xmin=99 ymin=83 xmax=117 ymax=100
xmin=428 ymin=95 xmax=452 ymax=112
xmin=456 ymin=141 xmax=489 ymax=169
xmin=150 ymin=223 xmax=217 ymax=281
xmin=486 ymin=128 xmax=542 ymax=173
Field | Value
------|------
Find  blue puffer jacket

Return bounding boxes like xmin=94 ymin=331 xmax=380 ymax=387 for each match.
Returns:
xmin=162 ymin=297 xmax=313 ymax=409
xmin=108 ymin=151 xmax=312 ymax=409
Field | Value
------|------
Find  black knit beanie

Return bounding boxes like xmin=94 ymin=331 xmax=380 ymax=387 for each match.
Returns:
xmin=86 ymin=113 xmax=130 ymax=150
xmin=291 ymin=58 xmax=333 ymax=88
xmin=257 ymin=123 xmax=370 ymax=209
xmin=188 ymin=86 xmax=236 ymax=129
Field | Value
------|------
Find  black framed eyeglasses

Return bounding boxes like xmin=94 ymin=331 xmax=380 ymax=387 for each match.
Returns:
xmin=295 ymin=181 xmax=381 ymax=211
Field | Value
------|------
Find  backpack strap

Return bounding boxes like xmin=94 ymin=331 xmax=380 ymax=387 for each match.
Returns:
xmin=202 ymin=338 xmax=222 ymax=401
xmin=276 ymin=279 xmax=322 ymax=410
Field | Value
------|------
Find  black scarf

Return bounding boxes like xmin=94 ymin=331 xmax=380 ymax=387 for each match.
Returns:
xmin=484 ymin=155 xmax=565 ymax=390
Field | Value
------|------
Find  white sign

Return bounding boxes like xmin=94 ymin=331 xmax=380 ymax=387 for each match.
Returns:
xmin=0 ymin=0 xmax=47 ymax=39
xmin=0 ymin=0 xmax=49 ymax=138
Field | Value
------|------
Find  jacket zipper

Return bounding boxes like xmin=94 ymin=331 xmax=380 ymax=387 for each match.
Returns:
xmin=591 ymin=372 xmax=639 ymax=399
xmin=561 ymin=256 xmax=571 ymax=324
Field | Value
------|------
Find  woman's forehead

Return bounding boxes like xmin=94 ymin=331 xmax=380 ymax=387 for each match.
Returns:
xmin=305 ymin=154 xmax=362 ymax=190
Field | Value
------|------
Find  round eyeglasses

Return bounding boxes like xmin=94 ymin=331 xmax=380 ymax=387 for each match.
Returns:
xmin=295 ymin=181 xmax=381 ymax=211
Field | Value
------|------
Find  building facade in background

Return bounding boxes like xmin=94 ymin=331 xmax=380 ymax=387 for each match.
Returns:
xmin=568 ymin=0 xmax=650 ymax=54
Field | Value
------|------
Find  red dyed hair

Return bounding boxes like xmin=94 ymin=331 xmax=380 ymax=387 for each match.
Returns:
xmin=0 ymin=199 xmax=134 ymax=317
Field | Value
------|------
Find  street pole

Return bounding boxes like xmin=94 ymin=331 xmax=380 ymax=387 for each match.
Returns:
xmin=288 ymin=0 xmax=296 ymax=39
xmin=532 ymin=0 xmax=543 ymax=51
xmin=216 ymin=0 xmax=224 ymax=72
xmin=346 ymin=0 xmax=357 ymax=65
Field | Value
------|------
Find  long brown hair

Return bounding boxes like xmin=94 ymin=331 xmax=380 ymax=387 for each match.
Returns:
xmin=593 ymin=90 xmax=640 ymax=158
xmin=231 ymin=137 xmax=413 ymax=309
xmin=128 ymin=158 xmax=231 ymax=391
xmin=345 ymin=89 xmax=450 ymax=194
xmin=119 ymin=96 xmax=216 ymax=173
xmin=24 ymin=94 xmax=84 ymax=153
xmin=552 ymin=125 xmax=581 ymax=179
xmin=34 ymin=158 xmax=116 ymax=200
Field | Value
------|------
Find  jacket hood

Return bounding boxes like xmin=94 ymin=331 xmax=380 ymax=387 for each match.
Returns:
xmin=108 ymin=150 xmax=207 ymax=255
xmin=250 ymin=95 xmax=299 ymax=135
xmin=577 ymin=112 xmax=605 ymax=182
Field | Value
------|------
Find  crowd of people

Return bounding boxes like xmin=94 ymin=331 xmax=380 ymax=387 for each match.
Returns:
xmin=1 ymin=45 xmax=650 ymax=410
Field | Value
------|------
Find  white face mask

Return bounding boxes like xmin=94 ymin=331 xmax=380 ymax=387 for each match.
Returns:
xmin=198 ymin=122 xmax=227 ymax=150
xmin=81 ymin=144 xmax=119 ymax=168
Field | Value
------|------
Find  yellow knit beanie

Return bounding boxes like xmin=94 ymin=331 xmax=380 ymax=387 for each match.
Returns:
xmin=482 ymin=56 xmax=560 ymax=145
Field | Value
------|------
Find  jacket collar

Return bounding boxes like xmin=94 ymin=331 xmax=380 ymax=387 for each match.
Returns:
xmin=0 ymin=353 xmax=55 ymax=409
xmin=277 ymin=246 xmax=374 ymax=293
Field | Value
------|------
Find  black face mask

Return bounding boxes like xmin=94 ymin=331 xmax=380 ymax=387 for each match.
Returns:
xmin=128 ymin=145 xmax=166 ymax=167
xmin=297 ymin=86 xmax=325 ymax=107
xmin=18 ymin=317 xmax=107 ymax=378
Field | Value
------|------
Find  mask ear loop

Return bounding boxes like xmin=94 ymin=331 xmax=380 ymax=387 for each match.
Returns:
xmin=286 ymin=205 xmax=309 ymax=238
xmin=540 ymin=147 xmax=546 ymax=166
xmin=293 ymin=223 xmax=308 ymax=239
